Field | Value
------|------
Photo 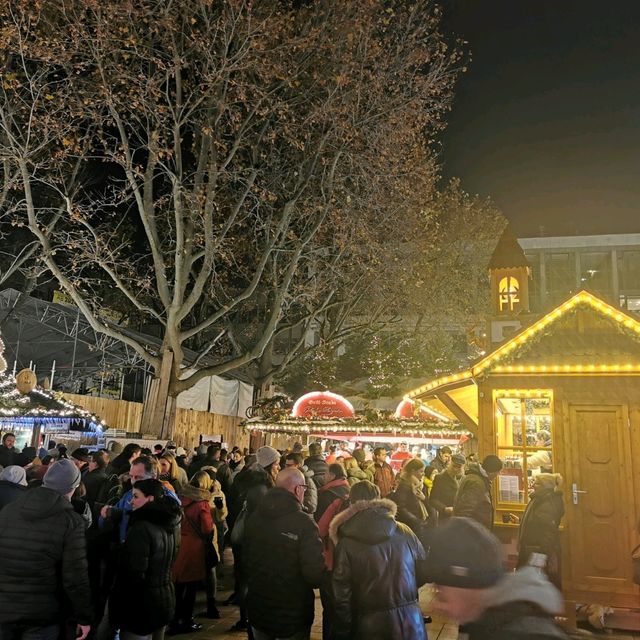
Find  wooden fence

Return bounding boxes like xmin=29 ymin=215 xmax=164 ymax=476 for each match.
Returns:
xmin=63 ymin=393 xmax=143 ymax=432
xmin=64 ymin=393 xmax=248 ymax=450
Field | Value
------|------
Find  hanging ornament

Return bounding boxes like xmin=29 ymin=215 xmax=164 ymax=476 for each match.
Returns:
xmin=16 ymin=368 xmax=37 ymax=394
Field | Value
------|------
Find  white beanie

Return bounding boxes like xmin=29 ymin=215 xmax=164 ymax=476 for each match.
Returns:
xmin=256 ymin=446 xmax=280 ymax=469
xmin=0 ymin=465 xmax=27 ymax=486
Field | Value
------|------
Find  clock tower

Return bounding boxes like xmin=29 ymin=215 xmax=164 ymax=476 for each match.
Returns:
xmin=487 ymin=227 xmax=532 ymax=344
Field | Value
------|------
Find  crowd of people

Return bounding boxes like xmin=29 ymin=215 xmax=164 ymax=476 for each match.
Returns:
xmin=0 ymin=432 xmax=568 ymax=640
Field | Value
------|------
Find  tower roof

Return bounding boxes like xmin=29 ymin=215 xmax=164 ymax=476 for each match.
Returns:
xmin=488 ymin=227 xmax=530 ymax=270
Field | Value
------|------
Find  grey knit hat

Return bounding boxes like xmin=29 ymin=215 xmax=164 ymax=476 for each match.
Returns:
xmin=43 ymin=459 xmax=81 ymax=495
xmin=0 ymin=465 xmax=27 ymax=486
xmin=256 ymin=446 xmax=280 ymax=469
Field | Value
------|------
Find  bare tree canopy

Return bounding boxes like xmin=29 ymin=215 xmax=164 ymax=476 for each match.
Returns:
xmin=0 ymin=0 xmax=470 ymax=396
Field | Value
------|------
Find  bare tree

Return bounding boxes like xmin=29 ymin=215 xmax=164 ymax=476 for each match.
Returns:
xmin=0 ymin=0 xmax=466 ymax=431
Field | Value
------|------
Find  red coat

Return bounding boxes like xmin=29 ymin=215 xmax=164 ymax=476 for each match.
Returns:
xmin=172 ymin=488 xmax=214 ymax=583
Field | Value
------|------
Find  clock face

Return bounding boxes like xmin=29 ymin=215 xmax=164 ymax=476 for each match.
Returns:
xmin=16 ymin=369 xmax=37 ymax=394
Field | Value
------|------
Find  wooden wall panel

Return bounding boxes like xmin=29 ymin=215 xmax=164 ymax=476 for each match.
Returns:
xmin=173 ymin=408 xmax=248 ymax=450
xmin=63 ymin=393 xmax=248 ymax=450
xmin=63 ymin=393 xmax=143 ymax=432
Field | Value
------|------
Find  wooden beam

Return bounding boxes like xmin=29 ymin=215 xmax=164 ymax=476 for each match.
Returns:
xmin=435 ymin=392 xmax=478 ymax=433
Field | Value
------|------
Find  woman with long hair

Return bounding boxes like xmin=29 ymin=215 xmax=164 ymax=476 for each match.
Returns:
xmin=158 ymin=454 xmax=182 ymax=492
xmin=517 ymin=473 xmax=565 ymax=588
xmin=110 ymin=478 xmax=181 ymax=640
xmin=392 ymin=458 xmax=430 ymax=541
xmin=170 ymin=471 xmax=215 ymax=633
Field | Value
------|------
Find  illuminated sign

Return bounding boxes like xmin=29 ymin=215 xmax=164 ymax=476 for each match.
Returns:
xmin=499 ymin=276 xmax=520 ymax=312
xmin=291 ymin=391 xmax=355 ymax=419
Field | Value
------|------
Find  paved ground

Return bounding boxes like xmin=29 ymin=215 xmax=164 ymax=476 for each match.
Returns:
xmin=182 ymin=550 xmax=638 ymax=640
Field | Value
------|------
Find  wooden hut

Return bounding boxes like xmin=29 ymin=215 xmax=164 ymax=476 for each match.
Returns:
xmin=406 ymin=288 xmax=640 ymax=611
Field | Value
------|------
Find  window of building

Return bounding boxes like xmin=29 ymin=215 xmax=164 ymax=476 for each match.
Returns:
xmin=546 ymin=253 xmax=575 ymax=306
xmin=494 ymin=390 xmax=553 ymax=507
xmin=525 ymin=253 xmax=541 ymax=313
xmin=620 ymin=295 xmax=640 ymax=314
xmin=618 ymin=251 xmax=640 ymax=293
xmin=578 ymin=251 xmax=612 ymax=297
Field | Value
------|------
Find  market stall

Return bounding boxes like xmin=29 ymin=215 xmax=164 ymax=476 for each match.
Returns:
xmin=405 ymin=290 xmax=640 ymax=613
xmin=0 ymin=341 xmax=107 ymax=450
xmin=243 ymin=391 xmax=473 ymax=452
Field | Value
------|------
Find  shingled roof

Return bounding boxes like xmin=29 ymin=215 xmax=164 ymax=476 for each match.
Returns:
xmin=488 ymin=227 xmax=531 ymax=270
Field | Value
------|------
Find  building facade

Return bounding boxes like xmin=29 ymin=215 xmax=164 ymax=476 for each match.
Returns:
xmin=520 ymin=233 xmax=640 ymax=314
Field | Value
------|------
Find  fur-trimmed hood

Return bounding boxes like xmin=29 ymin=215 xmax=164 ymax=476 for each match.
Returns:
xmin=329 ymin=498 xmax=397 ymax=546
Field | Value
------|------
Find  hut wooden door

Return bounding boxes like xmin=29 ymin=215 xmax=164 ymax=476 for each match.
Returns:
xmin=566 ymin=404 xmax=635 ymax=602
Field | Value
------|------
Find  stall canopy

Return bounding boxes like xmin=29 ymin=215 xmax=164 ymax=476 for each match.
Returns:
xmin=0 ymin=376 xmax=106 ymax=433
xmin=243 ymin=391 xmax=473 ymax=445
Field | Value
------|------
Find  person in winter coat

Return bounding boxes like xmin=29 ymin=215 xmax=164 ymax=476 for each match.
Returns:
xmin=0 ymin=465 xmax=28 ymax=509
xmin=0 ymin=459 xmax=93 ymax=640
xmin=454 ymin=455 xmax=503 ymax=530
xmin=83 ymin=450 xmax=109 ymax=518
xmin=284 ymin=452 xmax=318 ymax=515
xmin=304 ymin=442 xmax=329 ymax=488
xmin=331 ymin=480 xmax=428 ymax=640
xmin=315 ymin=464 xmax=351 ymax=523
xmin=426 ymin=517 xmax=568 ymax=640
xmin=170 ymin=473 xmax=215 ymax=633
xmin=201 ymin=466 xmax=229 ymax=559
xmin=192 ymin=469 xmax=226 ymax=620
xmin=429 ymin=454 xmax=465 ymax=521
xmin=100 ymin=455 xmax=179 ymax=544
xmin=392 ymin=458 xmax=430 ymax=539
xmin=368 ymin=447 xmax=395 ymax=498
xmin=243 ymin=468 xmax=326 ymax=640
xmin=227 ymin=448 xmax=279 ymax=632
xmin=517 ymin=473 xmax=565 ymax=589
xmin=105 ymin=443 xmax=141 ymax=477
xmin=158 ymin=453 xmax=184 ymax=492
xmin=430 ymin=446 xmax=452 ymax=474
xmin=343 ymin=457 xmax=368 ymax=487
xmin=109 ymin=478 xmax=181 ymax=640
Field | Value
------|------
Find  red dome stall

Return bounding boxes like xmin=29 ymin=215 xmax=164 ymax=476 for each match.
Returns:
xmin=243 ymin=390 xmax=472 ymax=450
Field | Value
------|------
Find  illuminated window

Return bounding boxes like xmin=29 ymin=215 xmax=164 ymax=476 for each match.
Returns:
xmin=494 ymin=390 xmax=553 ymax=506
xmin=498 ymin=276 xmax=520 ymax=312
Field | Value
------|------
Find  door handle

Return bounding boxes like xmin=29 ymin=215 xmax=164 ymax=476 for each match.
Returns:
xmin=572 ymin=482 xmax=587 ymax=505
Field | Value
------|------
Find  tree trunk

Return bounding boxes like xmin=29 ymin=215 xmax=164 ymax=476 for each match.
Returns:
xmin=140 ymin=350 xmax=176 ymax=438
xmin=254 ymin=344 xmax=276 ymax=400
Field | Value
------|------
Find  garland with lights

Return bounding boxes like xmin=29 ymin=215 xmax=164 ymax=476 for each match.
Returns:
xmin=242 ymin=416 xmax=471 ymax=438
xmin=0 ymin=336 xmax=107 ymax=432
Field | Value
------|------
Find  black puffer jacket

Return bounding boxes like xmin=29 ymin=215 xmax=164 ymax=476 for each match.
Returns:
xmin=244 ymin=488 xmax=326 ymax=637
xmin=83 ymin=467 xmax=107 ymax=510
xmin=0 ymin=479 xmax=27 ymax=510
xmin=330 ymin=499 xmax=428 ymax=640
xmin=454 ymin=462 xmax=494 ymax=529
xmin=0 ymin=486 xmax=93 ymax=625
xmin=110 ymin=497 xmax=182 ymax=635
xmin=0 ymin=444 xmax=16 ymax=468
xmin=304 ymin=454 xmax=329 ymax=488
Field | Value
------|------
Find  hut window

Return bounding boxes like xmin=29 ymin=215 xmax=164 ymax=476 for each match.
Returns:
xmin=494 ymin=391 xmax=553 ymax=506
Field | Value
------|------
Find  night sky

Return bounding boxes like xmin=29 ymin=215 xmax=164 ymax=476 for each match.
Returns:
xmin=441 ymin=0 xmax=640 ymax=237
